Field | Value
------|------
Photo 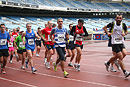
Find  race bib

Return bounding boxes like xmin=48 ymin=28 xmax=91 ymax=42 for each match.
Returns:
xmin=0 ymin=39 xmax=7 ymax=45
xmin=114 ymin=36 xmax=123 ymax=44
xmin=69 ymin=35 xmax=74 ymax=41
xmin=76 ymin=34 xmax=82 ymax=41
xmin=58 ymin=34 xmax=64 ymax=42
xmin=13 ymin=35 xmax=17 ymax=38
xmin=8 ymin=42 xmax=13 ymax=47
xmin=19 ymin=42 xmax=25 ymax=47
xmin=28 ymin=39 xmax=34 ymax=45
xmin=48 ymin=35 xmax=53 ymax=41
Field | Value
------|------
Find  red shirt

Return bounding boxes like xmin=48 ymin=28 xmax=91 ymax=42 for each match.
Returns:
xmin=42 ymin=27 xmax=54 ymax=45
xmin=12 ymin=32 xmax=18 ymax=39
xmin=74 ymin=25 xmax=84 ymax=45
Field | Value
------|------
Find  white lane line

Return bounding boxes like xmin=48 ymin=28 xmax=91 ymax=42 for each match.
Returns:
xmin=6 ymin=66 xmax=118 ymax=87
xmin=0 ymin=77 xmax=38 ymax=87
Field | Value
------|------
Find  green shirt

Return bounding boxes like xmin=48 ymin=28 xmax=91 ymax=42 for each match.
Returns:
xmin=15 ymin=35 xmax=26 ymax=50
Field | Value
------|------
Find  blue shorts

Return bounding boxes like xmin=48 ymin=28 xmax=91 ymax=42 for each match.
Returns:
xmin=46 ymin=44 xmax=55 ymax=50
xmin=26 ymin=47 xmax=35 ymax=52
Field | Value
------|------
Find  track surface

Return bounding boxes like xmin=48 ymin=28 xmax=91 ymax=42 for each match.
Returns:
xmin=0 ymin=41 xmax=130 ymax=87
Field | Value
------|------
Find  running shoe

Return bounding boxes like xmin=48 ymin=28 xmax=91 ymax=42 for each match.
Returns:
xmin=77 ymin=64 xmax=80 ymax=71
xmin=21 ymin=65 xmax=25 ymax=70
xmin=104 ymin=61 xmax=109 ymax=71
xmin=1 ymin=69 xmax=6 ymax=74
xmin=68 ymin=62 xmax=73 ymax=67
xmin=25 ymin=61 xmax=28 ymax=68
xmin=63 ymin=71 xmax=69 ymax=78
xmin=36 ymin=53 xmax=39 ymax=57
xmin=114 ymin=60 xmax=121 ymax=70
xmin=50 ymin=58 xmax=53 ymax=61
xmin=16 ymin=55 xmax=19 ymax=62
xmin=74 ymin=63 xmax=77 ymax=70
xmin=110 ymin=66 xmax=116 ymax=72
xmin=9 ymin=60 xmax=13 ymax=64
xmin=32 ymin=67 xmax=37 ymax=73
xmin=53 ymin=62 xmax=57 ymax=71
xmin=124 ymin=71 xmax=130 ymax=78
xmin=46 ymin=62 xmax=50 ymax=69
xmin=44 ymin=58 xmax=47 ymax=65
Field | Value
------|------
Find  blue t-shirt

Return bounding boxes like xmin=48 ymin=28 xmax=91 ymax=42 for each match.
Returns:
xmin=0 ymin=31 xmax=10 ymax=49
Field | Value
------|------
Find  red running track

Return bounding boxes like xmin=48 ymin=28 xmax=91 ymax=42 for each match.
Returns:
xmin=0 ymin=41 xmax=130 ymax=87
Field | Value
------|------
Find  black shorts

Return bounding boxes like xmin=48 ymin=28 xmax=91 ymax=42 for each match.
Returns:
xmin=36 ymin=40 xmax=41 ymax=47
xmin=66 ymin=43 xmax=75 ymax=50
xmin=74 ymin=44 xmax=83 ymax=49
xmin=112 ymin=44 xmax=125 ymax=53
xmin=46 ymin=44 xmax=55 ymax=50
xmin=0 ymin=49 xmax=9 ymax=57
xmin=17 ymin=49 xmax=26 ymax=54
xmin=56 ymin=47 xmax=65 ymax=61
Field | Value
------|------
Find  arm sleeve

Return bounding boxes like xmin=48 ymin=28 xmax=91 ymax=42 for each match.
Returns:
xmin=7 ymin=32 xmax=10 ymax=40
xmin=123 ymin=23 xmax=127 ymax=32
xmin=51 ymin=28 xmax=56 ymax=34
xmin=70 ymin=26 xmax=75 ymax=36
xmin=83 ymin=27 xmax=88 ymax=36
xmin=107 ymin=23 xmax=112 ymax=28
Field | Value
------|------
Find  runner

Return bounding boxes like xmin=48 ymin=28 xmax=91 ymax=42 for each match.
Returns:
xmin=66 ymin=24 xmax=76 ymax=67
xmin=103 ymin=14 xmax=130 ymax=78
xmin=35 ymin=27 xmax=42 ymax=57
xmin=70 ymin=19 xmax=88 ymax=71
xmin=14 ymin=31 xmax=26 ymax=70
xmin=50 ymin=18 xmax=69 ymax=78
xmin=21 ymin=23 xmax=45 ymax=73
xmin=12 ymin=28 xmax=19 ymax=61
xmin=0 ymin=24 xmax=11 ymax=74
xmin=8 ymin=32 xmax=14 ymax=64
xmin=42 ymin=21 xmax=55 ymax=69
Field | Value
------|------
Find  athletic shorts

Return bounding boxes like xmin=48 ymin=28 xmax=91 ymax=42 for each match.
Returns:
xmin=26 ymin=47 xmax=35 ymax=52
xmin=112 ymin=44 xmax=125 ymax=53
xmin=17 ymin=49 xmax=26 ymax=54
xmin=35 ymin=40 xmax=41 ymax=47
xmin=74 ymin=44 xmax=83 ymax=49
xmin=9 ymin=47 xmax=14 ymax=52
xmin=46 ymin=44 xmax=55 ymax=50
xmin=56 ymin=47 xmax=65 ymax=61
xmin=0 ymin=49 xmax=9 ymax=57
xmin=66 ymin=43 xmax=75 ymax=50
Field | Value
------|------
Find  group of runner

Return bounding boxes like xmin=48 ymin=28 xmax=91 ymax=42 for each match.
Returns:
xmin=0 ymin=18 xmax=88 ymax=78
xmin=0 ymin=15 xmax=130 ymax=78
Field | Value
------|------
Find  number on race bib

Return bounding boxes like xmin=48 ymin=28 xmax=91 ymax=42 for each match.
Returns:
xmin=76 ymin=34 xmax=82 ymax=41
xmin=69 ymin=35 xmax=74 ymax=41
xmin=0 ymin=39 xmax=7 ymax=45
xmin=114 ymin=36 xmax=123 ymax=44
xmin=19 ymin=42 xmax=25 ymax=47
xmin=8 ymin=42 xmax=13 ymax=47
xmin=58 ymin=34 xmax=64 ymax=42
xmin=13 ymin=35 xmax=17 ymax=38
xmin=28 ymin=39 xmax=34 ymax=45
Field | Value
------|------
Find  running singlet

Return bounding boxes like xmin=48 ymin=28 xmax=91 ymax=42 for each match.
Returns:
xmin=51 ymin=27 xmax=67 ymax=47
xmin=74 ymin=25 xmax=84 ymax=45
xmin=0 ymin=31 xmax=10 ymax=49
xmin=42 ymin=27 xmax=54 ymax=45
xmin=111 ymin=21 xmax=124 ymax=44
xmin=12 ymin=32 xmax=18 ymax=39
xmin=25 ymin=30 xmax=35 ymax=49
xmin=15 ymin=35 xmax=26 ymax=50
